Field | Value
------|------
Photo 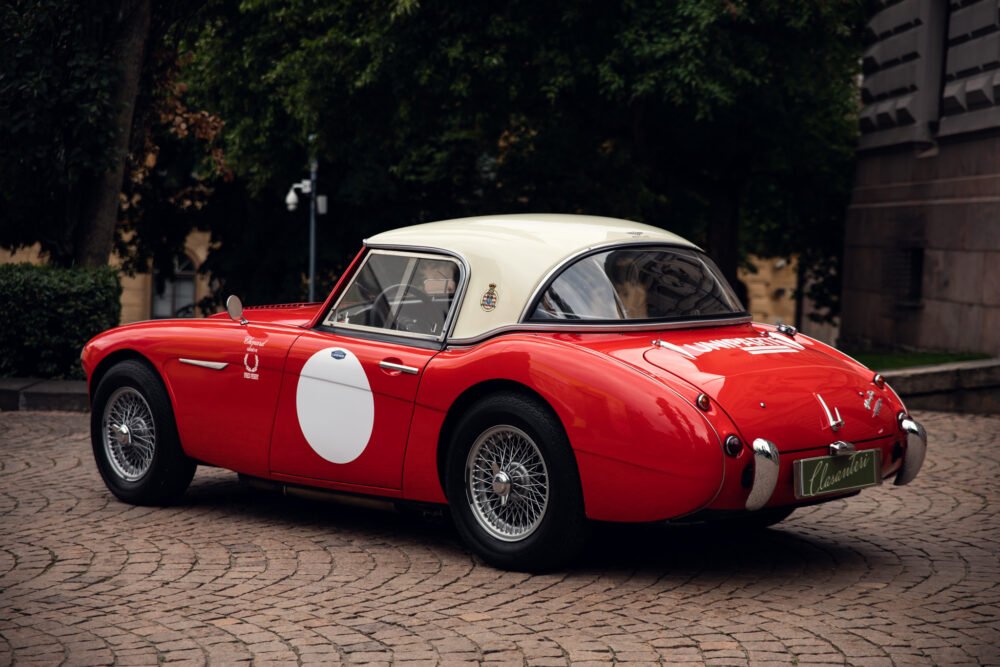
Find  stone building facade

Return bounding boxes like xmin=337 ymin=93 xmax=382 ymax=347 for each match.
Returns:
xmin=842 ymin=0 xmax=1000 ymax=355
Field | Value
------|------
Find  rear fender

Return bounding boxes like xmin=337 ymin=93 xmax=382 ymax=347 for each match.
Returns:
xmin=406 ymin=335 xmax=726 ymax=521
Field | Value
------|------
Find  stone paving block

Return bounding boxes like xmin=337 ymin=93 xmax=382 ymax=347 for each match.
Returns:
xmin=0 ymin=410 xmax=998 ymax=665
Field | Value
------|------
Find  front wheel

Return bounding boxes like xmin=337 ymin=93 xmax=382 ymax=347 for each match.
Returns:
xmin=91 ymin=360 xmax=196 ymax=505
xmin=446 ymin=392 xmax=588 ymax=571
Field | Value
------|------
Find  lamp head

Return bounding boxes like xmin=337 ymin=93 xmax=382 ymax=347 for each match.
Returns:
xmin=285 ymin=187 xmax=299 ymax=211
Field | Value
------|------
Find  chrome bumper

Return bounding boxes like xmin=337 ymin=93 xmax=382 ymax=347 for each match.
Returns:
xmin=746 ymin=438 xmax=780 ymax=511
xmin=894 ymin=415 xmax=927 ymax=486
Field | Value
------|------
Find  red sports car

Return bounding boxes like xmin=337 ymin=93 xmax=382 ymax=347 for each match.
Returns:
xmin=82 ymin=215 xmax=927 ymax=570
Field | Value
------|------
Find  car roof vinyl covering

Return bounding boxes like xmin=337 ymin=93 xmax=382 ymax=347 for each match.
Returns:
xmin=367 ymin=214 xmax=699 ymax=340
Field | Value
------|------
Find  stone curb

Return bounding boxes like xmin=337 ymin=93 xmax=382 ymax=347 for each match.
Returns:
xmin=0 ymin=378 xmax=89 ymax=412
xmin=883 ymin=358 xmax=1000 ymax=414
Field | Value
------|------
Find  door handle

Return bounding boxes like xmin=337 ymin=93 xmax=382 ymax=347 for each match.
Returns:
xmin=379 ymin=360 xmax=419 ymax=375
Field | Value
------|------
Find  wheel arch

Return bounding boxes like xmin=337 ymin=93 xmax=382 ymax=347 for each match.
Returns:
xmin=89 ymin=350 xmax=159 ymax=401
xmin=88 ymin=350 xmax=197 ymax=505
xmin=435 ymin=379 xmax=573 ymax=501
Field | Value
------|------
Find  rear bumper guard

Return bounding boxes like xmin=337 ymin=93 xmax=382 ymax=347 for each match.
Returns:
xmin=894 ymin=416 xmax=927 ymax=486
xmin=746 ymin=438 xmax=780 ymax=511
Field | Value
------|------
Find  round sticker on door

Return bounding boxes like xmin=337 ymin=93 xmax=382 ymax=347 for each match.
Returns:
xmin=295 ymin=347 xmax=375 ymax=464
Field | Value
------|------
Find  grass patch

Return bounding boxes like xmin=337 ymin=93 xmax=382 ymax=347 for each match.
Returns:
xmin=844 ymin=350 xmax=991 ymax=371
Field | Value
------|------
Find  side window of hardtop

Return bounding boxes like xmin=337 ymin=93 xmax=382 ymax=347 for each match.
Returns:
xmin=323 ymin=250 xmax=461 ymax=340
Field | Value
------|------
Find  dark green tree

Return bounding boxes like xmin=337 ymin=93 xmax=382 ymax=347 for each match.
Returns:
xmin=0 ymin=0 xmax=152 ymax=266
xmin=2 ymin=0 xmax=866 ymax=323
xmin=184 ymin=0 xmax=865 ymax=318
xmin=0 ymin=0 xmax=224 ymax=281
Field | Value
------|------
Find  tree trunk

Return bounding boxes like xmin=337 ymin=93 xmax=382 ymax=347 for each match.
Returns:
xmin=74 ymin=0 xmax=151 ymax=268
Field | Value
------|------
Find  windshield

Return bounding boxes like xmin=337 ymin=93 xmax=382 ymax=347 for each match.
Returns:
xmin=529 ymin=246 xmax=745 ymax=322
xmin=324 ymin=251 xmax=461 ymax=339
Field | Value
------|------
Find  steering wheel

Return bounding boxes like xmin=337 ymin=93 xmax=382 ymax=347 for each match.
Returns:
xmin=369 ymin=283 xmax=438 ymax=334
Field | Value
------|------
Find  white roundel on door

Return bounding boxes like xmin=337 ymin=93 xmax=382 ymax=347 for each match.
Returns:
xmin=295 ymin=347 xmax=375 ymax=464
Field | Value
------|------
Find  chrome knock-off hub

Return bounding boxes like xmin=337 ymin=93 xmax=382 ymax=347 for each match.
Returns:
xmin=102 ymin=387 xmax=157 ymax=482
xmin=492 ymin=470 xmax=512 ymax=499
xmin=466 ymin=425 xmax=550 ymax=542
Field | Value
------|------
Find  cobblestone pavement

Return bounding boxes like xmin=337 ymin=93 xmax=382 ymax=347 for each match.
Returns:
xmin=0 ymin=410 xmax=997 ymax=666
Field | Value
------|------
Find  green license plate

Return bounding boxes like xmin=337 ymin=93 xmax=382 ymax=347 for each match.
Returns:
xmin=793 ymin=448 xmax=881 ymax=499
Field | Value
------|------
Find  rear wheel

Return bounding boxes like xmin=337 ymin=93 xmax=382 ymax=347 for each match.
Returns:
xmin=91 ymin=360 xmax=195 ymax=505
xmin=446 ymin=392 xmax=587 ymax=571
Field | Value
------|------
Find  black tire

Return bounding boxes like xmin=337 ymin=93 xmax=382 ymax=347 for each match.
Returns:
xmin=90 ymin=359 xmax=195 ymax=505
xmin=445 ymin=392 xmax=588 ymax=571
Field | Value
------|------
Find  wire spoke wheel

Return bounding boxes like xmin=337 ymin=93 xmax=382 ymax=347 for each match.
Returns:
xmin=465 ymin=425 xmax=549 ymax=542
xmin=102 ymin=387 xmax=156 ymax=482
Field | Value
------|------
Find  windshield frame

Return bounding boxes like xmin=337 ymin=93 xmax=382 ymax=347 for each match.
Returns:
xmin=520 ymin=242 xmax=749 ymax=325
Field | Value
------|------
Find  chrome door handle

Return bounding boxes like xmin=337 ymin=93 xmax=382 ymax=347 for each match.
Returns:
xmin=379 ymin=360 xmax=419 ymax=375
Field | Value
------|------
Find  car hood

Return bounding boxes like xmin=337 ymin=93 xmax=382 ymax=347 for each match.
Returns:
xmin=572 ymin=323 xmax=902 ymax=452
xmin=209 ymin=303 xmax=322 ymax=327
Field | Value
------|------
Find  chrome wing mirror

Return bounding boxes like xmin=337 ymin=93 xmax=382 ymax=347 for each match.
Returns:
xmin=225 ymin=295 xmax=248 ymax=325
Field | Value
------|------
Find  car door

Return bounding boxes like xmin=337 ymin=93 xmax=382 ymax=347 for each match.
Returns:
xmin=268 ymin=249 xmax=463 ymax=491
xmin=163 ymin=321 xmax=302 ymax=478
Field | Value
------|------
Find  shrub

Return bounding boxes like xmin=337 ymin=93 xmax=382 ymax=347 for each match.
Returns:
xmin=0 ymin=264 xmax=121 ymax=379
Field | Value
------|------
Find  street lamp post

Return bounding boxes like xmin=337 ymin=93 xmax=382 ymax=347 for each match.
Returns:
xmin=285 ymin=157 xmax=324 ymax=303
xmin=308 ymin=158 xmax=318 ymax=303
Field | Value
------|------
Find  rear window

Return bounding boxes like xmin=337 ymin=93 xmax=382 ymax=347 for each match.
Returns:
xmin=529 ymin=247 xmax=744 ymax=322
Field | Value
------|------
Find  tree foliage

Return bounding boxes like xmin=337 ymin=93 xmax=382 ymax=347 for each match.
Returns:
xmin=2 ymin=0 xmax=866 ymax=323
xmin=184 ymin=0 xmax=865 ymax=318
xmin=0 ymin=0 xmax=226 ymax=279
xmin=0 ymin=0 xmax=122 ymax=264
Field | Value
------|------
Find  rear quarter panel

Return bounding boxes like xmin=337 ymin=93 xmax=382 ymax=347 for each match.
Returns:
xmin=405 ymin=334 xmax=726 ymax=521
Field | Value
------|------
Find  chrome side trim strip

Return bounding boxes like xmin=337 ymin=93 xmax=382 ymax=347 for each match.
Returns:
xmin=746 ymin=438 xmax=780 ymax=511
xmin=379 ymin=360 xmax=420 ymax=375
xmin=895 ymin=416 xmax=927 ymax=486
xmin=179 ymin=358 xmax=228 ymax=370
xmin=445 ymin=315 xmax=753 ymax=347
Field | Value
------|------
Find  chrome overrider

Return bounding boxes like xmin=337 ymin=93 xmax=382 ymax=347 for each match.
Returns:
xmin=895 ymin=412 xmax=927 ymax=486
xmin=746 ymin=438 xmax=780 ymax=511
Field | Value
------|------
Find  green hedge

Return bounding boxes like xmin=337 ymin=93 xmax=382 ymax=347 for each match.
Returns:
xmin=0 ymin=264 xmax=121 ymax=379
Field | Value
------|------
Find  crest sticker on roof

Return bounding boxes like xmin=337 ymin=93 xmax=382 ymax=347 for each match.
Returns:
xmin=480 ymin=283 xmax=499 ymax=312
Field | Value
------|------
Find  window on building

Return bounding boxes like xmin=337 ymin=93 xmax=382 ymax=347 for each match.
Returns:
xmin=886 ymin=246 xmax=924 ymax=308
xmin=152 ymin=256 xmax=197 ymax=318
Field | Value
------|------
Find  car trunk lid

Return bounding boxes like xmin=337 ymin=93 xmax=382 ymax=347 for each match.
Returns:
xmin=567 ymin=323 xmax=900 ymax=452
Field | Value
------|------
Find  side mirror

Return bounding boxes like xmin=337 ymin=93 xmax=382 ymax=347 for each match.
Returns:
xmin=226 ymin=295 xmax=247 ymax=325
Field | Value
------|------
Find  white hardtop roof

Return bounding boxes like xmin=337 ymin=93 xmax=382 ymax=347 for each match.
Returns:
xmin=366 ymin=214 xmax=699 ymax=342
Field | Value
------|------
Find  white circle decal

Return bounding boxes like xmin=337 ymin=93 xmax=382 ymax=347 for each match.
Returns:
xmin=295 ymin=348 xmax=375 ymax=464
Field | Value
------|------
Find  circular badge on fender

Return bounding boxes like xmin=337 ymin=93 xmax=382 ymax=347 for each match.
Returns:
xmin=295 ymin=347 xmax=374 ymax=464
